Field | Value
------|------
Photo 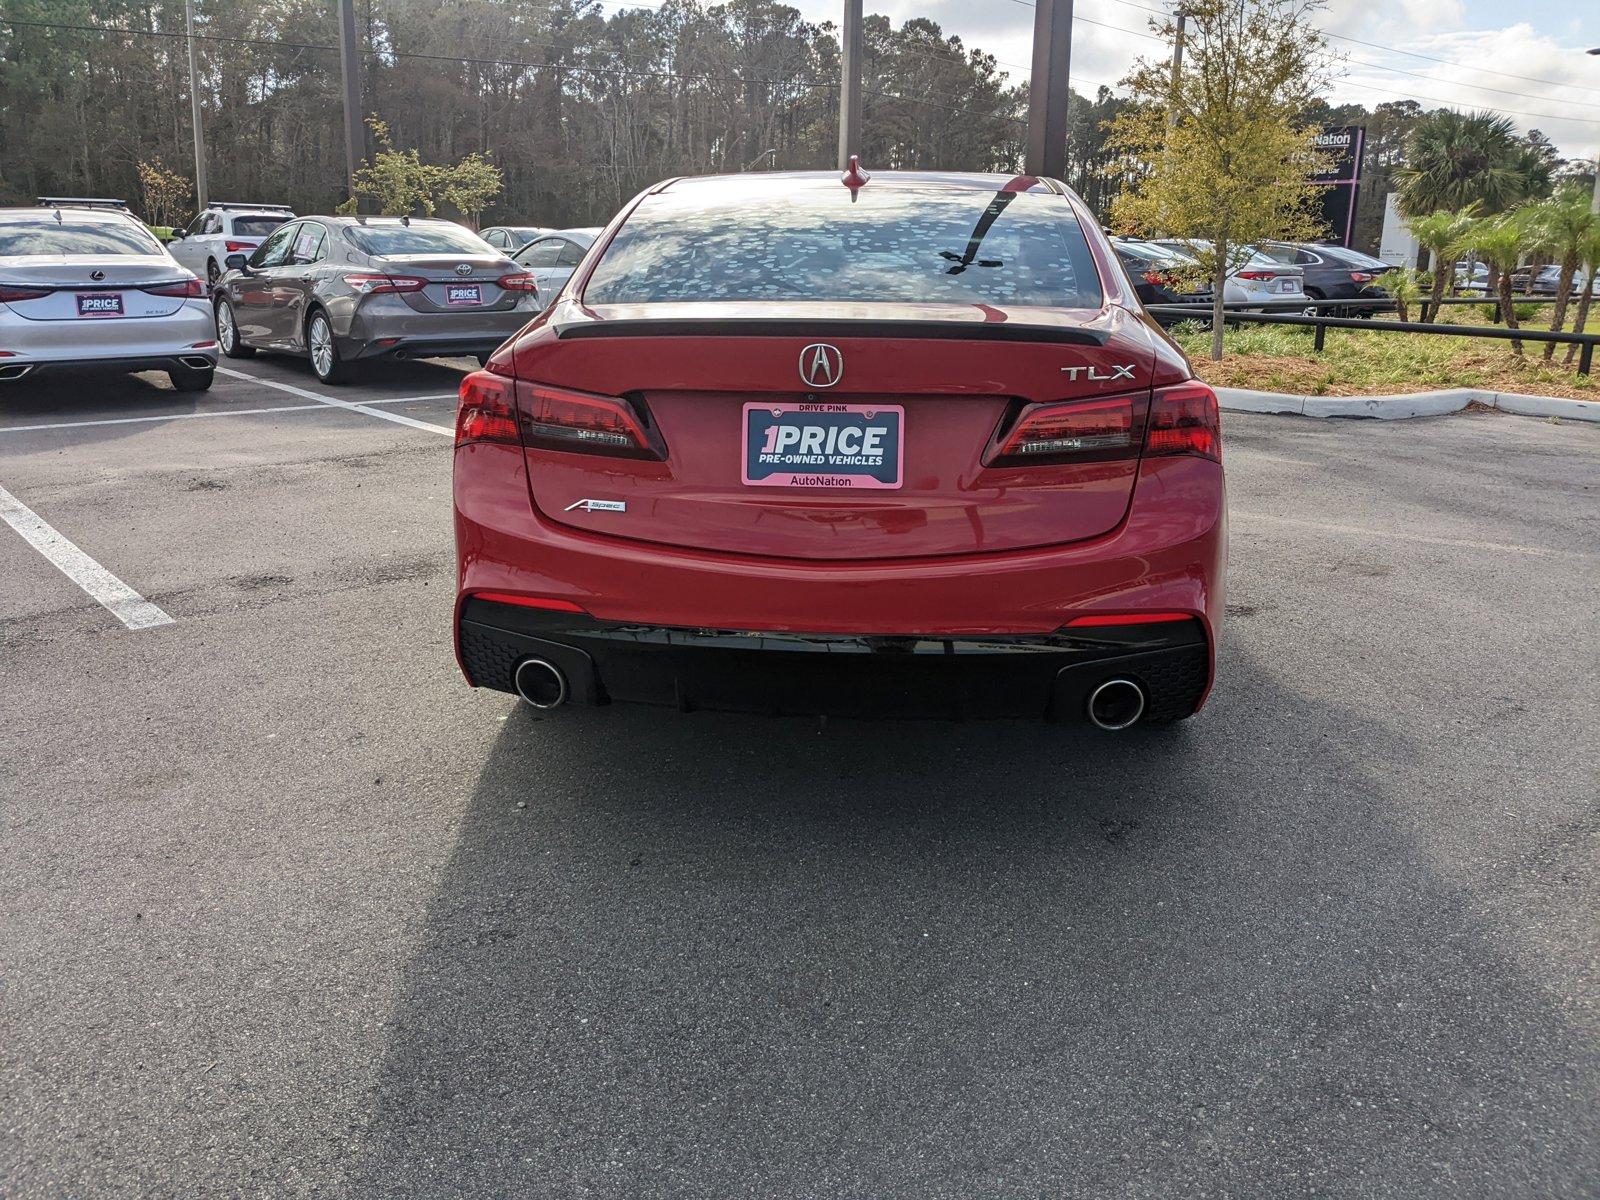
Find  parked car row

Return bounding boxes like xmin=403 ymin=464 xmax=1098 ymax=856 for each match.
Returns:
xmin=1110 ymin=236 xmax=1393 ymax=317
xmin=0 ymin=196 xmax=602 ymax=390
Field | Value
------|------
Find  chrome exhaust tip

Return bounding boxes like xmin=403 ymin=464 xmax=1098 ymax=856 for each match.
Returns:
xmin=1086 ymin=678 xmax=1146 ymax=731
xmin=0 ymin=363 xmax=34 ymax=381
xmin=513 ymin=657 xmax=569 ymax=710
xmin=179 ymin=355 xmax=214 ymax=370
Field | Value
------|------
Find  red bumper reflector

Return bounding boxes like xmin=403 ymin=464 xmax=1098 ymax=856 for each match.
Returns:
xmin=470 ymin=592 xmax=587 ymax=613
xmin=1066 ymin=612 xmax=1193 ymax=627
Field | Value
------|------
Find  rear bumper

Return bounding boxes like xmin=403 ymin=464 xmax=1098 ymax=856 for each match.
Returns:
xmin=458 ymin=600 xmax=1210 ymax=723
xmin=454 ymin=446 xmax=1226 ymax=721
xmin=0 ymin=351 xmax=216 ymax=381
xmin=343 ymin=333 xmax=511 ymax=362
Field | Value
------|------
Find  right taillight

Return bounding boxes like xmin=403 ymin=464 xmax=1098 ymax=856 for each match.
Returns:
xmin=1145 ymin=382 xmax=1221 ymax=462
xmin=986 ymin=395 xmax=1137 ymax=466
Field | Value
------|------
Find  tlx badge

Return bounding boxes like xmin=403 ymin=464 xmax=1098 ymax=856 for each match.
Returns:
xmin=1060 ymin=364 xmax=1137 ymax=382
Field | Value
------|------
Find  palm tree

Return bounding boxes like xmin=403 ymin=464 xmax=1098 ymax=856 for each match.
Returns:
xmin=1563 ymin=225 xmax=1600 ymax=367
xmin=1450 ymin=212 xmax=1537 ymax=354
xmin=1522 ymin=189 xmax=1599 ymax=359
xmin=1407 ymin=208 xmax=1475 ymax=322
xmin=1395 ymin=110 xmax=1544 ymax=217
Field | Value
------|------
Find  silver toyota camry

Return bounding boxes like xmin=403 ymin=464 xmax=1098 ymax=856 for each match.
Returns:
xmin=211 ymin=216 xmax=541 ymax=384
xmin=0 ymin=202 xmax=216 ymax=391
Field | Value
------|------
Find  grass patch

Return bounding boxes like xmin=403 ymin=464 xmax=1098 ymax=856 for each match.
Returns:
xmin=1169 ymin=316 xmax=1597 ymax=400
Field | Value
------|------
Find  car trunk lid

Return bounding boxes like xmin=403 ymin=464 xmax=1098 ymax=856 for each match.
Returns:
xmin=512 ymin=302 xmax=1157 ymax=561
xmin=0 ymin=255 xmax=191 ymax=319
xmin=373 ymin=253 xmax=522 ymax=313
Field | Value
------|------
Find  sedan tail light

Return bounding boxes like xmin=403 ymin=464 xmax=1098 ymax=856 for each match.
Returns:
xmin=520 ymin=381 xmax=661 ymax=459
xmin=456 ymin=370 xmax=521 ymax=447
xmin=456 ymin=369 xmax=663 ymax=460
xmin=0 ymin=285 xmax=50 ymax=303
xmin=224 ymin=240 xmax=257 ymax=252
xmin=1349 ymin=271 xmax=1375 ymax=283
xmin=986 ymin=395 xmax=1138 ymax=467
xmin=1234 ymin=270 xmax=1277 ymax=282
xmin=345 ymin=273 xmax=427 ymax=295
xmin=1144 ymin=382 xmax=1221 ymax=462
xmin=497 ymin=273 xmax=538 ymax=292
xmin=143 ymin=278 xmax=205 ymax=298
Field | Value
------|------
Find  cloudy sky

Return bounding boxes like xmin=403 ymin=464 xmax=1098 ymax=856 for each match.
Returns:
xmin=618 ymin=0 xmax=1600 ymax=160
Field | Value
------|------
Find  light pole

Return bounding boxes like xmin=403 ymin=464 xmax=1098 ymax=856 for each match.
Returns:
xmin=1025 ymin=0 xmax=1073 ymax=179
xmin=337 ymin=0 xmax=366 ymax=203
xmin=184 ymin=0 xmax=208 ymax=210
xmin=1589 ymin=48 xmax=1599 ymax=214
xmin=837 ymin=0 xmax=862 ymax=171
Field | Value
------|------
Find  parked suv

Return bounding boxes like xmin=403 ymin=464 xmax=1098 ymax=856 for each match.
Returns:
xmin=211 ymin=216 xmax=540 ymax=383
xmin=169 ymin=203 xmax=296 ymax=288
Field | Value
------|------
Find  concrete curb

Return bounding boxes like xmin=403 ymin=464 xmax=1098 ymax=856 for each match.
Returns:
xmin=1214 ymin=386 xmax=1599 ymax=423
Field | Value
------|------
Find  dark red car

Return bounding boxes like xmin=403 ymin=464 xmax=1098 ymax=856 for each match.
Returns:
xmin=453 ymin=171 xmax=1225 ymax=729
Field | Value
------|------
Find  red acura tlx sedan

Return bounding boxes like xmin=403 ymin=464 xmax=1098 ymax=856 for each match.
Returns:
xmin=453 ymin=170 xmax=1225 ymax=729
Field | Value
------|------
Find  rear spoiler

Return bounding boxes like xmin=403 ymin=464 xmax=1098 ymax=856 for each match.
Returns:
xmin=553 ymin=317 xmax=1106 ymax=346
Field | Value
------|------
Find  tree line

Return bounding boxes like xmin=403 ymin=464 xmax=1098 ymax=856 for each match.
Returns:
xmin=0 ymin=0 xmax=1591 ymax=245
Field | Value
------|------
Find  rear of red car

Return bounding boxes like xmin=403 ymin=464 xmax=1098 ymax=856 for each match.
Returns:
xmin=453 ymin=172 xmax=1224 ymax=726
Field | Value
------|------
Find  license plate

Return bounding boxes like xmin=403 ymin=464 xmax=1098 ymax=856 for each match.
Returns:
xmin=1273 ymin=279 xmax=1296 ymax=294
xmin=742 ymin=403 xmax=904 ymax=490
xmin=446 ymin=284 xmax=482 ymax=306
xmin=76 ymin=292 xmax=123 ymax=317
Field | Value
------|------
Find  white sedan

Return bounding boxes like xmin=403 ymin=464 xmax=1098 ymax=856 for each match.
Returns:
xmin=1149 ymin=239 xmax=1307 ymax=308
xmin=0 ymin=203 xmax=216 ymax=391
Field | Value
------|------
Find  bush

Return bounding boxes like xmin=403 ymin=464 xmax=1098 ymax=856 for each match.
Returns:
xmin=1476 ymin=303 xmax=1539 ymax=324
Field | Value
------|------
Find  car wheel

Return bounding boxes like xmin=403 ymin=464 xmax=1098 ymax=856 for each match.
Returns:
xmin=167 ymin=364 xmax=214 ymax=392
xmin=206 ymin=259 xmax=221 ymax=290
xmin=307 ymin=311 xmax=354 ymax=384
xmin=215 ymin=299 xmax=254 ymax=359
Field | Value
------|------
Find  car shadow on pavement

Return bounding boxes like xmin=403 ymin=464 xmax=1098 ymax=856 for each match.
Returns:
xmin=341 ymin=653 xmax=1594 ymax=1199
xmin=0 ymin=370 xmax=201 ymax=451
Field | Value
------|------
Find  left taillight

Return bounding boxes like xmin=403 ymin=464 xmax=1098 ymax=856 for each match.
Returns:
xmin=456 ymin=369 xmax=521 ymax=448
xmin=457 ymin=369 xmax=663 ymax=460
xmin=0 ymin=285 xmax=51 ymax=303
xmin=143 ymin=279 xmax=205 ymax=298
xmin=985 ymin=395 xmax=1138 ymax=467
xmin=1144 ymin=382 xmax=1221 ymax=462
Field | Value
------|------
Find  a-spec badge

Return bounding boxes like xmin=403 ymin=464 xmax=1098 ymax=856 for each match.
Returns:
xmin=1061 ymin=364 xmax=1137 ymax=382
xmin=565 ymin=498 xmax=627 ymax=513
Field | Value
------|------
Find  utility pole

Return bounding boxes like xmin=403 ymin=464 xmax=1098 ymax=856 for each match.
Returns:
xmin=1167 ymin=7 xmax=1187 ymax=130
xmin=184 ymin=0 xmax=208 ymax=210
xmin=1025 ymin=0 xmax=1073 ymax=180
xmin=337 ymin=0 xmax=366 ymax=202
xmin=1589 ymin=50 xmax=1599 ymax=214
xmin=837 ymin=0 xmax=863 ymax=171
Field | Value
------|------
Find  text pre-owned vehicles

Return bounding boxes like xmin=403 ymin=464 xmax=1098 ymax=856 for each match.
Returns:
xmin=511 ymin=228 xmax=601 ymax=308
xmin=480 ymin=225 xmax=551 ymax=252
xmin=0 ymin=203 xmax=216 ymax=390
xmin=1254 ymin=240 xmax=1391 ymax=314
xmin=211 ymin=216 xmax=541 ymax=383
xmin=168 ymin=203 xmax=295 ymax=287
xmin=454 ymin=171 xmax=1226 ymax=728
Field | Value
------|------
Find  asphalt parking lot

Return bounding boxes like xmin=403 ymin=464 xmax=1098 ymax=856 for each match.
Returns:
xmin=1 ymin=358 xmax=1596 ymax=1199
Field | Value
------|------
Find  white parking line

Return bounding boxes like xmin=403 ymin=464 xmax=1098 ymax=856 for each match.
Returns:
xmin=215 ymin=367 xmax=454 ymax=437
xmin=0 ymin=394 xmax=452 ymax=435
xmin=0 ymin=482 xmax=174 ymax=631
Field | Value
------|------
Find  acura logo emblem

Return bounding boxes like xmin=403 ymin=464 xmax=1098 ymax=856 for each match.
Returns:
xmin=799 ymin=343 xmax=842 ymax=389
xmin=455 ymin=263 xmax=473 ymax=276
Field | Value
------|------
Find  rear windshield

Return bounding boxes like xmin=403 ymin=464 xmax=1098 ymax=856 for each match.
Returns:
xmin=584 ymin=186 xmax=1103 ymax=308
xmin=0 ymin=219 xmax=162 ymax=257
xmin=231 ymin=215 xmax=290 ymax=237
xmin=343 ymin=223 xmax=492 ymax=256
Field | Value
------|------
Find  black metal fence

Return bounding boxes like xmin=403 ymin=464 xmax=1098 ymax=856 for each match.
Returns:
xmin=1146 ymin=297 xmax=1598 ymax=376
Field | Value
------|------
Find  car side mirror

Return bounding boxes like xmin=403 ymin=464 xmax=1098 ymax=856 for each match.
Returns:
xmin=224 ymin=253 xmax=249 ymax=272
xmin=171 ymin=228 xmax=187 ymax=240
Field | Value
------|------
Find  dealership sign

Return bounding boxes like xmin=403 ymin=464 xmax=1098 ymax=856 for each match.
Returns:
xmin=1310 ymin=126 xmax=1365 ymax=247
